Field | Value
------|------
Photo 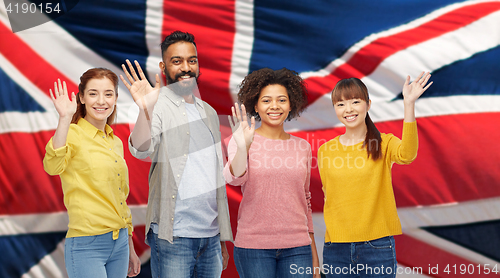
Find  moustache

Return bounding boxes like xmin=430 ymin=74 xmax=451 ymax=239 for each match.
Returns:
xmin=174 ymin=71 xmax=197 ymax=80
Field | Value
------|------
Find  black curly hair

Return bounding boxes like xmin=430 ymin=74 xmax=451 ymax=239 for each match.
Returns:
xmin=237 ymin=68 xmax=308 ymax=121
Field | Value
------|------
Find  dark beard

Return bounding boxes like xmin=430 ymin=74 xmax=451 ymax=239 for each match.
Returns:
xmin=166 ymin=71 xmax=198 ymax=96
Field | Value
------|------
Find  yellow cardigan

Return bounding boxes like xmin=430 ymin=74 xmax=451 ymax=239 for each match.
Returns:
xmin=318 ymin=121 xmax=418 ymax=242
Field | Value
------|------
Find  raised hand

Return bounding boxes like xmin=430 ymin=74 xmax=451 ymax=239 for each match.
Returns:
xmin=228 ymin=103 xmax=255 ymax=150
xmin=49 ymin=79 xmax=77 ymax=119
xmin=402 ymin=71 xmax=433 ymax=104
xmin=120 ymin=60 xmax=161 ymax=116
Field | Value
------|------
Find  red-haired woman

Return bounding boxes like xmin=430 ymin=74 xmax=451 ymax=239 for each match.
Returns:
xmin=318 ymin=72 xmax=432 ymax=277
xmin=43 ymin=68 xmax=140 ymax=278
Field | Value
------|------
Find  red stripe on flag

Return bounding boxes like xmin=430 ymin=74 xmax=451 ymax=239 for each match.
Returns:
xmin=291 ymin=112 xmax=500 ymax=209
xmin=0 ymin=130 xmax=66 ymax=215
xmin=305 ymin=1 xmax=500 ymax=103
xmin=162 ymin=0 xmax=236 ymax=115
xmin=0 ymin=22 xmax=78 ymax=98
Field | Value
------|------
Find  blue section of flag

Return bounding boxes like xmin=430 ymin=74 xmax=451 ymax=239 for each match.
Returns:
xmin=251 ymin=0 xmax=463 ymax=73
xmin=52 ymin=0 xmax=149 ymax=75
xmin=424 ymin=220 xmax=500 ymax=261
xmin=393 ymin=45 xmax=500 ymax=100
xmin=426 ymin=45 xmax=500 ymax=97
xmin=0 ymin=68 xmax=45 ymax=113
xmin=0 ymin=232 xmax=65 ymax=277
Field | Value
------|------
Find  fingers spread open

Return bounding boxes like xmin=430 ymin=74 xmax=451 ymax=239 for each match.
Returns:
xmin=241 ymin=104 xmax=248 ymax=122
xmin=423 ymin=72 xmax=431 ymax=85
xmin=54 ymin=81 xmax=60 ymax=97
xmin=423 ymin=81 xmax=433 ymax=91
xmin=119 ymin=74 xmax=132 ymax=90
xmin=63 ymin=81 xmax=68 ymax=96
xmin=234 ymin=102 xmax=241 ymax=121
xmin=121 ymin=63 xmax=134 ymax=85
xmin=57 ymin=79 xmax=63 ymax=95
xmin=135 ymin=60 xmax=147 ymax=80
xmin=127 ymin=59 xmax=140 ymax=81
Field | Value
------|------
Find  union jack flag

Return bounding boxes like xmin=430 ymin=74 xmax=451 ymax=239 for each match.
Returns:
xmin=1 ymin=0 xmax=499 ymax=277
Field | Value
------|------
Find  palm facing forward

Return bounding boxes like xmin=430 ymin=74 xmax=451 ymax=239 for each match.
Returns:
xmin=229 ymin=103 xmax=255 ymax=150
xmin=402 ymin=71 xmax=433 ymax=104
xmin=50 ymin=79 xmax=77 ymax=119
xmin=120 ymin=59 xmax=161 ymax=114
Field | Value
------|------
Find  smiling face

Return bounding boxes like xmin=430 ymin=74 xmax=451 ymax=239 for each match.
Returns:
xmin=254 ymin=84 xmax=291 ymax=128
xmin=159 ymin=41 xmax=199 ymax=95
xmin=333 ymin=98 xmax=370 ymax=128
xmin=331 ymin=78 xmax=372 ymax=130
xmin=80 ymin=77 xmax=117 ymax=129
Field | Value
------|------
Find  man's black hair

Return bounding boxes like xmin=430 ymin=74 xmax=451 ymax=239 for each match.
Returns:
xmin=160 ymin=31 xmax=196 ymax=56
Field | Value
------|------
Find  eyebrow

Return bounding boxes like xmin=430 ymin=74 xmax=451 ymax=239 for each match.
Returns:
xmin=170 ymin=55 xmax=198 ymax=61
xmin=87 ymin=89 xmax=115 ymax=92
xmin=260 ymin=95 xmax=288 ymax=99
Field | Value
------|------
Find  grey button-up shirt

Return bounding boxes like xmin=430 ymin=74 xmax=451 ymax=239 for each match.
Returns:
xmin=128 ymin=87 xmax=233 ymax=243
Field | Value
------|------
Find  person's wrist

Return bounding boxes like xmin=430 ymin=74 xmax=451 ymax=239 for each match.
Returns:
xmin=403 ymin=100 xmax=415 ymax=107
xmin=59 ymin=115 xmax=73 ymax=122
xmin=236 ymin=141 xmax=248 ymax=150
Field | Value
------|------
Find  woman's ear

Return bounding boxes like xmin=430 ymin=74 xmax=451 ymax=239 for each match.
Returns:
xmin=367 ymin=99 xmax=371 ymax=111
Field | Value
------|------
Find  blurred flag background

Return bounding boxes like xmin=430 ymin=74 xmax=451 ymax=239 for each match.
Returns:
xmin=1 ymin=0 xmax=500 ymax=277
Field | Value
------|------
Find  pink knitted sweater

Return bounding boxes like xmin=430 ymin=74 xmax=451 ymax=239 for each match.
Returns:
xmin=224 ymin=133 xmax=314 ymax=249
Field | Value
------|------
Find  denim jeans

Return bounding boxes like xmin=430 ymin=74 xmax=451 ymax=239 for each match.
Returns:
xmin=234 ymin=245 xmax=313 ymax=278
xmin=64 ymin=228 xmax=129 ymax=278
xmin=322 ymin=236 xmax=396 ymax=277
xmin=147 ymin=229 xmax=222 ymax=278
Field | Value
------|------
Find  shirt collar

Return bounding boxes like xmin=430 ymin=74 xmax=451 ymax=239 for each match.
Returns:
xmin=77 ymin=118 xmax=114 ymax=138
xmin=163 ymin=87 xmax=204 ymax=109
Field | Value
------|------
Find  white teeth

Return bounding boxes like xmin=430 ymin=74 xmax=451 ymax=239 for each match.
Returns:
xmin=345 ymin=115 xmax=356 ymax=120
xmin=95 ymin=108 xmax=106 ymax=111
xmin=268 ymin=113 xmax=281 ymax=117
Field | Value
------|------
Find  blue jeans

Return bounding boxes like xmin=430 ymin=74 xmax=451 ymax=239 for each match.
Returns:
xmin=147 ymin=229 xmax=222 ymax=278
xmin=64 ymin=228 xmax=129 ymax=278
xmin=234 ymin=245 xmax=313 ymax=278
xmin=322 ymin=236 xmax=396 ymax=277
